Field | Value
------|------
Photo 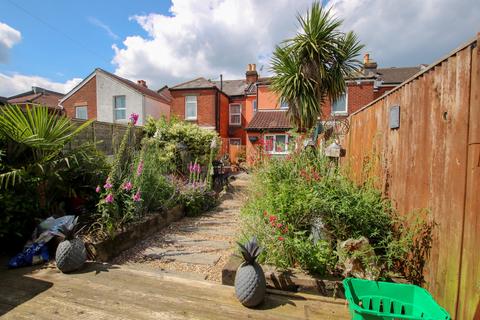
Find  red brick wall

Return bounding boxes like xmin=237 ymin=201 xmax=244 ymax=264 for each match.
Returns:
xmin=374 ymin=85 xmax=396 ymax=99
xmin=170 ymin=88 xmax=216 ymax=127
xmin=321 ymin=82 xmax=376 ymax=119
xmin=62 ymin=75 xmax=97 ymax=119
xmin=219 ymin=93 xmax=229 ymax=139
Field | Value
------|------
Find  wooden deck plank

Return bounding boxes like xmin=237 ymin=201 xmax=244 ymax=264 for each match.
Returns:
xmin=0 ymin=263 xmax=349 ymax=319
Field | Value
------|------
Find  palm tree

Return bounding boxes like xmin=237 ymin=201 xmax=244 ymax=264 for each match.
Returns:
xmin=0 ymin=105 xmax=92 ymax=189
xmin=270 ymin=2 xmax=364 ymax=129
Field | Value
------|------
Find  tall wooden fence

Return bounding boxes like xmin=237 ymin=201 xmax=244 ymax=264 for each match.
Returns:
xmin=70 ymin=119 xmax=144 ymax=155
xmin=340 ymin=34 xmax=479 ymax=319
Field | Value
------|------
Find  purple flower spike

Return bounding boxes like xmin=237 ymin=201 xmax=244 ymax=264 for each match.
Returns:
xmin=129 ymin=113 xmax=139 ymax=125
xmin=105 ymin=194 xmax=114 ymax=203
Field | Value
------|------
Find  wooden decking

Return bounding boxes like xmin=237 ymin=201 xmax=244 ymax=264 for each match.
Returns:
xmin=0 ymin=262 xmax=349 ymax=319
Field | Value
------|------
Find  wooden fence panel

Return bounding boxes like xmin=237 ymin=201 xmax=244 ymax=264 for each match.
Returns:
xmin=340 ymin=36 xmax=478 ymax=319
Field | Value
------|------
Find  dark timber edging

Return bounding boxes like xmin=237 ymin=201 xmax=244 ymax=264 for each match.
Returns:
xmin=222 ymin=254 xmax=345 ymax=299
xmin=86 ymin=204 xmax=185 ymax=262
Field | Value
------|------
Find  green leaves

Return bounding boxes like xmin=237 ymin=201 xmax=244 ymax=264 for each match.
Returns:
xmin=0 ymin=105 xmax=93 ymax=189
xmin=270 ymin=2 xmax=364 ymax=129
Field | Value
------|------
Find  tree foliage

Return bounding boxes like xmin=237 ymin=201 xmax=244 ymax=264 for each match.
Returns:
xmin=270 ymin=2 xmax=364 ymax=129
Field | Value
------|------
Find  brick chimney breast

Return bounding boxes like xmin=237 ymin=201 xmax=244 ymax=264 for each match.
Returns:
xmin=246 ymin=63 xmax=258 ymax=84
xmin=137 ymin=80 xmax=147 ymax=88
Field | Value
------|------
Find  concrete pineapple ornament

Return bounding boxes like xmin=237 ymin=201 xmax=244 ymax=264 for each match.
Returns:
xmin=234 ymin=237 xmax=266 ymax=307
xmin=54 ymin=217 xmax=86 ymax=273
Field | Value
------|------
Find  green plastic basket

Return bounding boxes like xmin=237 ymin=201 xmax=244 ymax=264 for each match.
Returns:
xmin=343 ymin=278 xmax=451 ymax=320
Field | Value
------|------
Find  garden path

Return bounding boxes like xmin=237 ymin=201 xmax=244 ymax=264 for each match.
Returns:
xmin=112 ymin=173 xmax=250 ymax=282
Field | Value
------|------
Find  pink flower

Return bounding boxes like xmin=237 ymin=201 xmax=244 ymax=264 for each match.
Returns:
xmin=195 ymin=163 xmax=201 ymax=173
xmin=129 ymin=113 xmax=139 ymax=125
xmin=269 ymin=215 xmax=277 ymax=223
xmin=104 ymin=182 xmax=112 ymax=189
xmin=123 ymin=181 xmax=133 ymax=191
xmin=133 ymin=190 xmax=141 ymax=202
xmin=105 ymin=194 xmax=114 ymax=203
xmin=276 ymin=223 xmax=283 ymax=229
xmin=95 ymin=186 xmax=101 ymax=193
xmin=136 ymin=161 xmax=144 ymax=176
xmin=283 ymin=226 xmax=289 ymax=234
xmin=278 ymin=236 xmax=284 ymax=241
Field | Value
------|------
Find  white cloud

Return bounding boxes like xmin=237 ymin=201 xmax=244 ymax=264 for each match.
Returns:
xmin=112 ymin=0 xmax=480 ymax=90
xmin=112 ymin=0 xmax=312 ymax=88
xmin=0 ymin=73 xmax=82 ymax=97
xmin=0 ymin=22 xmax=22 ymax=63
xmin=328 ymin=0 xmax=480 ymax=67
xmin=88 ymin=17 xmax=120 ymax=40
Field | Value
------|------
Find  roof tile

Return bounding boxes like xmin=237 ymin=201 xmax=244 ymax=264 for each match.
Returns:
xmin=246 ymin=110 xmax=292 ymax=131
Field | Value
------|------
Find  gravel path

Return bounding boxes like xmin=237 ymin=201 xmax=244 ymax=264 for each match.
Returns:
xmin=113 ymin=173 xmax=249 ymax=282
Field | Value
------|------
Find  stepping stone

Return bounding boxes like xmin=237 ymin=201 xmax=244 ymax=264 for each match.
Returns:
xmin=177 ymin=226 xmax=235 ymax=236
xmin=144 ymin=247 xmax=221 ymax=266
xmin=164 ymin=235 xmax=231 ymax=250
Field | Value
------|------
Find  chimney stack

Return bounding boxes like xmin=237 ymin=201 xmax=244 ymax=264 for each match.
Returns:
xmin=137 ymin=80 xmax=147 ymax=88
xmin=363 ymin=53 xmax=377 ymax=70
xmin=245 ymin=63 xmax=258 ymax=84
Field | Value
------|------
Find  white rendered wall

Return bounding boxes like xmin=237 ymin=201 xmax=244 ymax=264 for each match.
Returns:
xmin=96 ymin=71 xmax=145 ymax=125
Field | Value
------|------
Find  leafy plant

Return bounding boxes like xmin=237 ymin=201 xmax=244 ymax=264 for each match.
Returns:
xmin=270 ymin=2 xmax=364 ymax=128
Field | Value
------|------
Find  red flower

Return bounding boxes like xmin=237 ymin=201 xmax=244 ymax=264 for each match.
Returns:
xmin=276 ymin=223 xmax=283 ymax=228
xmin=269 ymin=215 xmax=277 ymax=223
xmin=283 ymin=226 xmax=289 ymax=234
xmin=278 ymin=236 xmax=284 ymax=241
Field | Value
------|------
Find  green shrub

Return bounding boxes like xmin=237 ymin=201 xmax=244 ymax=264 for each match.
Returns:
xmin=180 ymin=182 xmax=217 ymax=216
xmin=144 ymin=116 xmax=219 ymax=173
xmin=241 ymin=149 xmax=422 ymax=278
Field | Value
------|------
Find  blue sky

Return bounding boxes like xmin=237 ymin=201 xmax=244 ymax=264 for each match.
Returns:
xmin=0 ymin=0 xmax=479 ymax=96
xmin=0 ymin=0 xmax=172 ymax=84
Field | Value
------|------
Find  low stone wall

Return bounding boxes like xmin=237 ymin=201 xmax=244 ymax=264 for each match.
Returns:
xmin=222 ymin=254 xmax=345 ymax=298
xmin=87 ymin=205 xmax=184 ymax=262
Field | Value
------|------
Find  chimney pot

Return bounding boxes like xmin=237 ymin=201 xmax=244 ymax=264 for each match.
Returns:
xmin=252 ymin=64 xmax=256 ymax=71
xmin=363 ymin=53 xmax=370 ymax=64
xmin=137 ymin=80 xmax=147 ymax=88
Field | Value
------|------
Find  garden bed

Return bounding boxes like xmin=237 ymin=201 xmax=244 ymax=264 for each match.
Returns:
xmin=221 ymin=254 xmax=344 ymax=298
xmin=86 ymin=204 xmax=184 ymax=262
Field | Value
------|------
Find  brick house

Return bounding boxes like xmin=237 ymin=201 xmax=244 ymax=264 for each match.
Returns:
xmin=169 ymin=55 xmax=422 ymax=164
xmin=6 ymin=86 xmax=64 ymax=112
xmin=59 ymin=68 xmax=170 ymax=125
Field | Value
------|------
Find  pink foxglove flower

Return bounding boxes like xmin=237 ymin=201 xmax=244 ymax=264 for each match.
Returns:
xmin=123 ymin=181 xmax=133 ymax=191
xmin=105 ymin=194 xmax=114 ymax=203
xmin=129 ymin=113 xmax=139 ymax=125
xmin=95 ymin=186 xmax=101 ymax=193
xmin=136 ymin=161 xmax=144 ymax=176
xmin=133 ymin=190 xmax=141 ymax=202
xmin=104 ymin=182 xmax=112 ymax=189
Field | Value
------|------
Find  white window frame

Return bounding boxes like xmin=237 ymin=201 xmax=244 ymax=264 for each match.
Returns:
xmin=229 ymin=103 xmax=242 ymax=126
xmin=332 ymin=91 xmax=348 ymax=115
xmin=280 ymin=101 xmax=289 ymax=110
xmin=185 ymin=95 xmax=197 ymax=120
xmin=264 ymin=134 xmax=289 ymax=155
xmin=114 ymin=95 xmax=126 ymax=121
xmin=75 ymin=106 xmax=88 ymax=120
xmin=229 ymin=138 xmax=241 ymax=146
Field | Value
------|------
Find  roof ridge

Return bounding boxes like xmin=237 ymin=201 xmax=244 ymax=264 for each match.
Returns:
xmin=96 ymin=68 xmax=169 ymax=103
xmin=171 ymin=77 xmax=214 ymax=89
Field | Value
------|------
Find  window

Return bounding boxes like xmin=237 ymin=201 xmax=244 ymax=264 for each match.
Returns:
xmin=229 ymin=103 xmax=241 ymax=125
xmin=280 ymin=101 xmax=289 ymax=109
xmin=332 ymin=93 xmax=348 ymax=115
xmin=264 ymin=134 xmax=289 ymax=154
xmin=75 ymin=106 xmax=88 ymax=120
xmin=229 ymin=138 xmax=241 ymax=146
xmin=253 ymin=99 xmax=257 ymax=114
xmin=185 ymin=95 xmax=197 ymax=120
xmin=114 ymin=95 xmax=126 ymax=120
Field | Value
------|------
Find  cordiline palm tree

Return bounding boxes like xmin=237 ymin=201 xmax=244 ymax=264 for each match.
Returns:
xmin=270 ymin=2 xmax=364 ymax=129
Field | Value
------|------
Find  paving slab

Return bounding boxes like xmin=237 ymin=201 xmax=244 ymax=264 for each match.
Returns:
xmin=163 ymin=235 xmax=232 ymax=249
